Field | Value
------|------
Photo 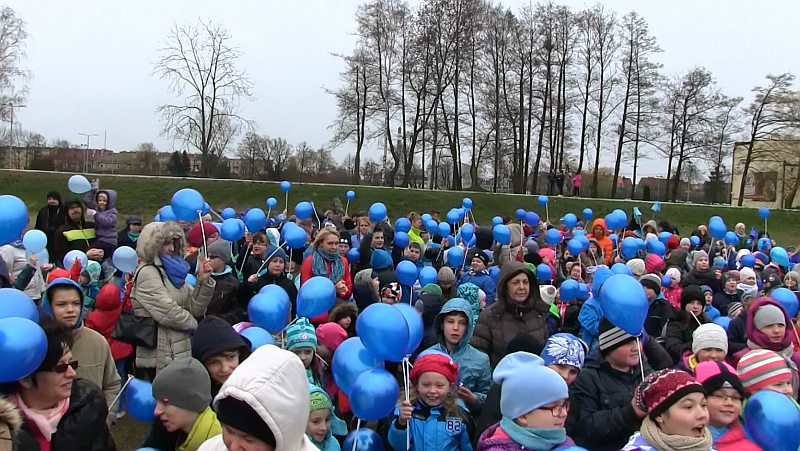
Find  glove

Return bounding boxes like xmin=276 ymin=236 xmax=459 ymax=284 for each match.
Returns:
xmin=106 ymin=410 xmax=117 ymax=428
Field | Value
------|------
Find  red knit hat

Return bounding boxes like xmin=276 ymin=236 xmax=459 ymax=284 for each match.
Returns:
xmin=410 ymin=353 xmax=459 ymax=386
xmin=188 ymin=222 xmax=219 ymax=247
xmin=645 ymin=254 xmax=665 ymax=274
xmin=636 ymin=369 xmax=704 ymax=419
xmin=47 ymin=268 xmax=70 ymax=284
xmin=666 ymin=234 xmax=680 ymax=250
xmin=316 ymin=323 xmax=347 ymax=352
xmin=737 ymin=349 xmax=792 ymax=394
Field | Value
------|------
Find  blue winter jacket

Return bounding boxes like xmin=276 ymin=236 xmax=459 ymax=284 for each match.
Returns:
xmin=457 ymin=271 xmax=496 ymax=305
xmin=430 ymin=298 xmax=492 ymax=415
xmin=388 ymin=400 xmax=473 ymax=451
xmin=579 ymin=296 xmax=603 ymax=355
xmin=308 ymin=386 xmax=347 ymax=451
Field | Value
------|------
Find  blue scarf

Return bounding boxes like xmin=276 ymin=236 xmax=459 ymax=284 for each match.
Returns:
xmin=499 ymin=417 xmax=566 ymax=451
xmin=708 ymin=424 xmax=730 ymax=443
xmin=159 ymin=253 xmax=190 ymax=288
xmin=127 ymin=231 xmax=140 ymax=242
xmin=312 ymin=247 xmax=344 ymax=283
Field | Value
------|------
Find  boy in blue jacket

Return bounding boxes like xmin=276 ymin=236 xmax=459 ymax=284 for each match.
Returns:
xmin=457 ymin=251 xmax=496 ymax=305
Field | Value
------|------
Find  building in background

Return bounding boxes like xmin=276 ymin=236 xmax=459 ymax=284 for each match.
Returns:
xmin=730 ymin=140 xmax=800 ymax=209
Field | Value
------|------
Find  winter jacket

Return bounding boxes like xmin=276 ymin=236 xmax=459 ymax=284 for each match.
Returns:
xmin=131 ymin=222 xmax=215 ymax=371
xmin=12 ymin=379 xmax=115 ymax=451
xmin=712 ymin=291 xmax=740 ymax=316
xmin=663 ymin=248 xmax=689 ymax=273
xmin=470 ymin=262 xmax=550 ymax=367
xmin=432 ymin=298 xmax=492 ymax=416
xmin=180 ymin=407 xmax=222 ymax=451
xmin=589 ymin=219 xmax=614 ymax=265
xmin=81 ymin=185 xmax=118 ymax=251
xmin=196 ymin=346 xmax=320 ymax=451
xmin=388 ymin=400 xmax=474 ymax=451
xmin=52 ymin=199 xmax=97 ymax=268
xmin=301 ymin=254 xmax=353 ymax=301
xmin=85 ymin=284 xmax=133 ymax=361
xmin=643 ymin=295 xmax=673 ymax=340
xmin=116 ymin=229 xmax=138 ymax=250
xmin=727 ymin=314 xmax=748 ymax=357
xmin=242 ymin=267 xmax=298 ymax=318
xmin=493 ymin=224 xmax=523 ymax=269
xmin=705 ymin=304 xmax=721 ymax=322
xmin=682 ymin=267 xmax=721 ymax=293
xmin=566 ymin=351 xmax=649 ymax=451
xmin=711 ymin=421 xmax=763 ymax=451
xmin=662 ymin=285 xmax=682 ymax=311
xmin=476 ymin=423 xmax=573 ymax=451
xmin=329 ymin=301 xmax=358 ymax=337
xmin=35 ymin=201 xmax=65 ymax=257
xmin=457 ymin=271 xmax=497 ymax=306
xmin=663 ymin=311 xmax=708 ymax=364
xmin=578 ymin=296 xmax=603 ymax=355
xmin=207 ymin=268 xmax=244 ymax=325
xmin=415 ymin=292 xmax=444 ymax=361
xmin=0 ymin=243 xmax=46 ymax=300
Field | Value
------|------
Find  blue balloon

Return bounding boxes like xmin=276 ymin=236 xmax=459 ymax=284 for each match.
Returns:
xmin=613 ymin=209 xmax=628 ymax=229
xmin=611 ymin=263 xmax=633 ymax=276
xmin=112 ymin=246 xmax=139 ymax=273
xmin=741 ymin=254 xmax=756 ymax=268
xmin=294 ymin=202 xmax=313 ymax=221
xmin=63 ymin=249 xmax=88 ymax=271
xmin=280 ymin=180 xmax=291 ymax=192
xmin=171 ymin=188 xmax=205 ymax=222
xmin=758 ymin=207 xmax=770 ymax=219
xmin=456 ymin=208 xmax=466 ymax=221
xmin=489 ymin=265 xmax=501 ymax=283
xmin=525 ymin=211 xmax=540 ymax=227
xmin=446 ymin=210 xmax=459 ymax=225
xmin=297 ymin=277 xmax=337 ymax=318
xmin=396 ymin=261 xmax=418 ymax=286
xmin=709 ymin=220 xmax=727 ymax=239
xmin=758 ymin=237 xmax=771 ymax=253
xmin=332 ymin=337 xmax=384 ymax=397
xmin=646 ymin=237 xmax=659 ymax=251
xmin=724 ymin=231 xmax=738 ymax=246
xmin=600 ymin=274 xmax=648 ymax=335
xmin=221 ymin=207 xmax=236 ymax=220
xmin=0 ymin=290 xmax=37 ymax=325
xmin=577 ymin=234 xmax=590 ymax=251
xmin=462 ymin=198 xmax=473 ymax=210
xmin=153 ymin=214 xmax=161 ymax=222
xmin=220 ymin=219 xmax=246 ymax=242
xmin=395 ymin=217 xmax=411 ymax=234
xmin=347 ymin=190 xmax=356 ymax=200
xmin=369 ymin=203 xmax=387 ymax=222
xmin=772 ymin=288 xmax=798 ymax=318
xmin=350 ymin=369 xmax=400 ymax=421
xmin=447 ymin=247 xmax=465 ymax=268
xmin=22 ymin=230 xmax=47 ymax=254
xmin=347 ymin=248 xmax=360 ymax=264
xmin=594 ymin=267 xmax=614 ymax=297
xmin=493 ymin=224 xmax=511 ymax=246
xmin=567 ymin=239 xmax=583 ymax=256
xmin=240 ymin=327 xmax=276 ymax=350
xmin=421 ymin=214 xmax=432 ymax=223
xmin=621 ymin=237 xmax=639 ymax=259
xmin=419 ymin=266 xmax=438 ymax=287
xmin=536 ymin=264 xmax=552 ymax=282
xmin=560 ymin=279 xmax=579 ymax=302
xmin=461 ymin=223 xmax=475 ymax=243
xmin=516 ymin=209 xmax=526 ymax=220
xmin=713 ymin=316 xmax=731 ymax=332
xmin=545 ymin=229 xmax=562 ymax=246
xmin=356 ymin=303 xmax=409 ymax=362
xmin=577 ymin=283 xmax=590 ymax=301
xmin=744 ymin=389 xmax=800 ymax=451
xmin=266 ymin=197 xmax=278 ymax=209
xmin=661 ymin=275 xmax=672 ymax=288
xmin=185 ymin=274 xmax=196 ymax=287
xmin=564 ymin=213 xmax=578 ymax=229
xmin=244 ymin=208 xmax=267 ymax=233
xmin=202 ymin=202 xmax=211 ymax=215
xmin=67 ymin=174 xmax=92 ymax=194
xmin=690 ymin=235 xmax=700 ymax=247
xmin=395 ymin=303 xmax=424 ymax=355
xmin=283 ymin=224 xmax=308 ymax=249
xmin=394 ymin=231 xmax=410 ymax=248
xmin=710 ymin=215 xmax=723 ymax=224
xmin=438 ymin=222 xmax=451 ymax=238
xmin=771 ymin=246 xmax=790 ymax=267
xmin=248 ymin=287 xmax=291 ymax=333
xmin=649 ymin=240 xmax=666 ymax=257
xmin=658 ymin=231 xmax=672 ymax=245
xmin=0 ymin=196 xmax=27 ymax=247
xmin=125 ymin=378 xmax=156 ymax=422
xmin=573 ymin=229 xmax=586 ymax=237
xmin=342 ymin=428 xmax=385 ymax=451
xmin=604 ymin=213 xmax=617 ymax=231
xmin=582 ymin=208 xmax=593 ymax=221
xmin=538 ymin=195 xmax=548 ymax=206
xmin=426 ymin=219 xmax=439 ymax=234
xmin=609 ymin=233 xmax=619 ymax=248
xmin=492 ymin=216 xmax=504 ymax=227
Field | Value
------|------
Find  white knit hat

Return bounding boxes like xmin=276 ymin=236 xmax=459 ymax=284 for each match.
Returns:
xmin=691 ymin=323 xmax=728 ymax=354
xmin=739 ymin=267 xmax=756 ymax=282
xmin=540 ymin=285 xmax=557 ymax=305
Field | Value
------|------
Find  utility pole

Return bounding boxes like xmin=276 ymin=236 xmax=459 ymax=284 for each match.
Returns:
xmin=78 ymin=132 xmax=98 ymax=173
xmin=3 ymin=103 xmax=26 ymax=168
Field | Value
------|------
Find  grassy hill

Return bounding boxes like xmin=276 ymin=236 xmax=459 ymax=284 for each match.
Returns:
xmin=5 ymin=169 xmax=799 ymax=245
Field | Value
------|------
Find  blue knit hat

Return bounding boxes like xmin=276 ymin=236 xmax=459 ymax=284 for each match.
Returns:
xmin=541 ymin=333 xmax=585 ymax=370
xmin=286 ymin=318 xmax=317 ymax=351
xmin=493 ymin=352 xmax=568 ymax=419
xmin=370 ymin=249 xmax=393 ymax=271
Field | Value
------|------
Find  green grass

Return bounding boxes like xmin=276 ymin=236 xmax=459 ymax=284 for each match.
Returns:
xmin=4 ymin=169 xmax=800 ymax=245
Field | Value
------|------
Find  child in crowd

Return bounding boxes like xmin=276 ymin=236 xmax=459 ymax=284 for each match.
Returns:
xmin=738 ymin=267 xmax=759 ymax=298
xmin=541 ymin=333 xmax=586 ymax=386
xmin=405 ymin=242 xmax=424 ymax=269
xmin=287 ymin=318 xmax=325 ymax=388
xmin=79 ymin=260 xmax=102 ymax=310
xmin=458 ymin=251 xmax=496 ymax=305
xmin=701 ymin=285 xmax=720 ymax=321
xmin=192 ymin=316 xmax=251 ymax=398
xmin=306 ymin=386 xmax=347 ymax=451
xmin=205 ymin=239 xmax=243 ymax=325
xmin=662 ymin=267 xmax=682 ymax=311
xmin=381 ymin=281 xmax=401 ymax=304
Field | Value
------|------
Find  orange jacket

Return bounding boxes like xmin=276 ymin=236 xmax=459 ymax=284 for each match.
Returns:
xmin=590 ymin=218 xmax=614 ymax=265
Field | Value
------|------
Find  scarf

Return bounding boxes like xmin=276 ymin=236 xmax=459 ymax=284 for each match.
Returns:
xmin=179 ymin=407 xmax=222 ymax=451
xmin=499 ymin=417 xmax=566 ymax=451
xmin=127 ymin=231 xmax=140 ymax=242
xmin=9 ymin=236 xmax=24 ymax=249
xmin=639 ymin=416 xmax=713 ymax=451
xmin=10 ymin=392 xmax=69 ymax=442
xmin=160 ymin=253 xmax=190 ymax=288
xmin=312 ymin=247 xmax=344 ymax=283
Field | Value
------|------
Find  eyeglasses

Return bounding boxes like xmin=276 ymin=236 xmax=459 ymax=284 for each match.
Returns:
xmin=51 ymin=361 xmax=78 ymax=374
xmin=708 ymin=393 xmax=743 ymax=404
xmin=539 ymin=401 xmax=570 ymax=417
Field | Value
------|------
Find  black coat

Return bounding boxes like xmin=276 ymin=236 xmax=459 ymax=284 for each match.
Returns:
xmin=681 ymin=268 xmax=721 ymax=293
xmin=663 ymin=312 xmax=708 ymax=364
xmin=643 ymin=297 xmax=673 ymax=339
xmin=35 ymin=204 xmax=65 ymax=257
xmin=712 ymin=291 xmax=740 ymax=316
xmin=116 ymin=229 xmax=138 ymax=250
xmin=207 ymin=270 xmax=244 ymax=325
xmin=17 ymin=379 xmax=115 ymax=451
xmin=727 ymin=315 xmax=748 ymax=357
xmin=241 ymin=271 xmax=298 ymax=318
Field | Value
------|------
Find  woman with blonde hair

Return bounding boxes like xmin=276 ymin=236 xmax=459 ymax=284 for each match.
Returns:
xmin=301 ymin=228 xmax=353 ymax=302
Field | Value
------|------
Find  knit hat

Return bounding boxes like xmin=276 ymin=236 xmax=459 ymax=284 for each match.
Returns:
xmin=286 ymin=318 xmax=317 ymax=351
xmin=680 ymin=237 xmax=691 ymax=248
xmin=692 ymin=250 xmax=709 ymax=268
xmin=666 ymin=234 xmax=679 ymax=250
xmin=126 ymin=215 xmax=142 ymax=226
xmin=645 ymin=254 xmax=665 ymax=274
xmin=740 ymin=267 xmax=756 ymax=282
xmin=188 ymin=222 xmax=219 ymax=247
xmin=525 ymin=239 xmax=540 ymax=255
xmin=192 ymin=316 xmax=251 ymax=363
xmin=216 ymin=397 xmax=276 ymax=447
xmin=721 ymin=271 xmax=737 ymax=287
xmin=637 ymin=369 xmax=704 ymax=419
xmin=469 ymin=249 xmax=489 ymax=267
xmin=206 ymin=239 xmax=233 ymax=263
xmin=541 ymin=333 xmax=585 ymax=370
xmin=626 ymin=259 xmax=646 ymax=278
xmin=152 ymin=358 xmax=212 ymax=413
xmin=421 ymin=284 xmax=442 ymax=296
xmin=539 ymin=285 xmax=557 ymax=305
xmin=700 ymin=285 xmax=713 ymax=295
xmin=339 ymin=231 xmax=351 ymax=248
xmin=598 ymin=318 xmax=636 ymax=354
xmin=316 ymin=323 xmax=347 ymax=352
xmin=640 ymin=273 xmax=662 ymax=292
xmin=691 ymin=323 xmax=728 ymax=354
xmin=381 ymin=281 xmax=401 ymax=302
xmin=665 ymin=267 xmax=681 ymax=284
xmin=410 ymin=353 xmax=459 ymax=386
xmin=438 ymin=266 xmax=456 ymax=285
xmin=681 ymin=285 xmax=704 ymax=310
xmin=695 ymin=360 xmax=745 ymax=398
xmin=762 ymin=267 xmax=783 ymax=292
xmin=713 ymin=256 xmax=727 ymax=270
xmin=493 ymin=352 xmax=568 ymax=419
xmin=753 ymin=304 xmax=786 ymax=329
xmin=728 ymin=302 xmax=744 ymax=318
xmin=310 ymin=390 xmax=333 ymax=411
xmin=370 ymin=249 xmax=393 ymax=271
xmin=737 ymin=349 xmax=793 ymax=394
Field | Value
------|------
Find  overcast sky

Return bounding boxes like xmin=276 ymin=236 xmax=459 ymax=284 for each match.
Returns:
xmin=11 ymin=0 xmax=800 ymax=179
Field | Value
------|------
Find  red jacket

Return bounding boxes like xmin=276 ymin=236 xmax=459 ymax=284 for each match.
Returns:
xmin=590 ymin=218 xmax=614 ymax=265
xmin=714 ymin=421 xmax=763 ymax=451
xmin=84 ymin=284 xmax=133 ymax=361
xmin=301 ymin=252 xmax=353 ymax=323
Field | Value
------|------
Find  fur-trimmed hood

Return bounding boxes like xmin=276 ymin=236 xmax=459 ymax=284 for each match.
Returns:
xmin=329 ymin=301 xmax=358 ymax=323
xmin=0 ymin=397 xmax=21 ymax=432
xmin=137 ymin=221 xmax=186 ymax=264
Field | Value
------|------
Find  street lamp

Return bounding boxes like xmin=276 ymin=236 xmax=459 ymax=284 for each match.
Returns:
xmin=78 ymin=132 xmax=98 ymax=173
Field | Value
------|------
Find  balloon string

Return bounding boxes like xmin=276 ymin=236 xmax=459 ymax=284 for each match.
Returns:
xmin=690 ymin=311 xmax=702 ymax=327
xmin=255 ymin=241 xmax=286 ymax=276
xmin=311 ymin=201 xmax=323 ymax=227
xmin=546 ymin=204 xmax=550 ymax=224
xmin=107 ymin=374 xmax=134 ymax=413
xmin=285 ymin=192 xmax=289 ymax=215
xmin=267 ymin=207 xmax=272 ymax=218
xmin=198 ymin=212 xmax=207 ymax=258
xmin=209 ymin=208 xmax=224 ymax=221
xmin=351 ymin=418 xmax=361 ymax=451
xmin=345 ymin=199 xmax=350 ymax=217
xmin=636 ymin=336 xmax=645 ymax=382
xmin=239 ymin=245 xmax=251 ymax=273
xmin=403 ymin=358 xmax=411 ymax=450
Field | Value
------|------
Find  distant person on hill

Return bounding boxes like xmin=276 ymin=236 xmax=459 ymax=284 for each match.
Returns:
xmin=34 ymin=191 xmax=65 ymax=257
xmin=572 ymin=172 xmax=582 ymax=196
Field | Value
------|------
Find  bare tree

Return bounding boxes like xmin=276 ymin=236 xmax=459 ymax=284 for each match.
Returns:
xmin=135 ymin=142 xmax=160 ymax=175
xmin=704 ymin=95 xmax=743 ymax=203
xmin=49 ymin=138 xmax=73 ymax=148
xmin=574 ymin=7 xmax=598 ymax=176
xmin=153 ymin=19 xmax=255 ymax=176
xmin=0 ymin=7 xmax=29 ymax=117
xmin=294 ymin=142 xmax=315 ymax=180
xmin=236 ymin=132 xmax=266 ymax=180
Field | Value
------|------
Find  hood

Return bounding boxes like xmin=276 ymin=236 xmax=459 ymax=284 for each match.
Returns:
xmin=137 ymin=221 xmax=186 ymax=264
xmin=419 ymin=292 xmax=443 ymax=328
xmin=434 ymin=298 xmax=474 ymax=354
xmin=0 ymin=398 xmax=21 ymax=434
xmin=496 ymin=261 xmax=547 ymax=313
xmin=63 ymin=197 xmax=86 ymax=227
xmin=95 ymin=189 xmax=117 ymax=210
xmin=329 ymin=301 xmax=358 ymax=323
xmin=590 ymin=218 xmax=608 ymax=237
xmin=93 ymin=283 xmax=121 ymax=312
xmin=474 ymin=226 xmax=495 ymax=251
xmin=508 ymin=223 xmax=523 ymax=248
xmin=308 ymin=386 xmax=347 ymax=438
xmin=642 ymin=220 xmax=658 ymax=235
xmin=42 ymin=277 xmax=84 ymax=330
xmin=266 ymin=228 xmax=281 ymax=247
xmin=746 ymin=297 xmax=794 ymax=350
xmin=214 ymin=344 xmax=313 ymax=451
xmin=193 ymin=316 xmax=251 ymax=363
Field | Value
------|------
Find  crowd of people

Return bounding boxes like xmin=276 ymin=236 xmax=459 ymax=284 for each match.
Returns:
xmin=0 ymin=180 xmax=799 ymax=451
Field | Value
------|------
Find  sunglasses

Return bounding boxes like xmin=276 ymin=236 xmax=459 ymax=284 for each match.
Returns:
xmin=51 ymin=361 xmax=78 ymax=374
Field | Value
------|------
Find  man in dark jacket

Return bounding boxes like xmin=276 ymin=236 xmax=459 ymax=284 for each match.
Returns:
xmin=52 ymin=198 xmax=101 ymax=268
xmin=34 ymin=191 xmax=65 ymax=257
xmin=116 ymin=215 xmax=142 ymax=250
